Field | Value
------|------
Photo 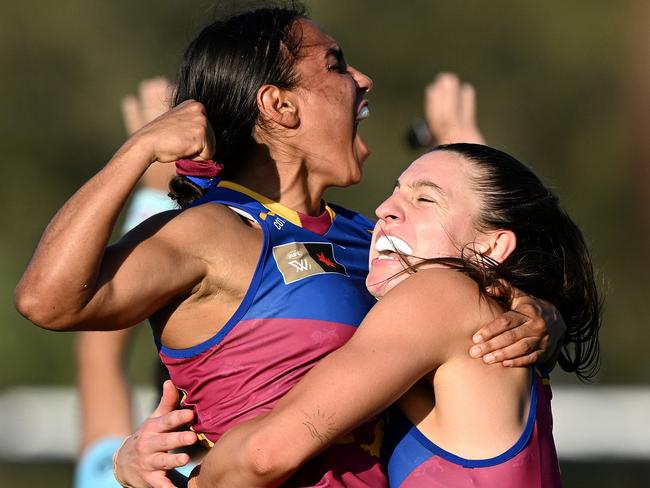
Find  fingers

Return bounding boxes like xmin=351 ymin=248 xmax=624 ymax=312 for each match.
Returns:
xmin=114 ymin=415 xmax=196 ymax=488
xmin=470 ymin=322 xmax=536 ymax=361
xmin=151 ymin=380 xmax=180 ymax=418
xmin=136 ymin=99 xmax=215 ymax=163
xmin=198 ymin=119 xmax=217 ymax=161
xmin=470 ymin=303 xmax=551 ymax=366
xmin=122 ymin=94 xmax=144 ymax=136
xmin=121 ymin=77 xmax=174 ymax=139
xmin=175 ymin=100 xmax=215 ymax=162
xmin=502 ymin=353 xmax=544 ymax=368
xmin=145 ymin=451 xmax=191 ymax=472
xmin=459 ymin=83 xmax=485 ymax=144
xmin=423 ymin=72 xmax=484 ymax=144
xmin=139 ymin=77 xmax=174 ymax=124
xmin=147 ymin=475 xmax=178 ymax=488
xmin=472 ymin=310 xmax=525 ymax=345
xmin=460 ymin=82 xmax=475 ymax=123
xmin=130 ymin=430 xmax=195 ymax=470
xmin=470 ymin=335 xmax=545 ymax=365
xmin=512 ymin=292 xmax=565 ymax=367
xmin=142 ymin=470 xmax=183 ymax=488
xmin=424 ymin=73 xmax=459 ymax=142
xmin=144 ymin=410 xmax=195 ymax=438
xmin=510 ymin=297 xmax=548 ymax=338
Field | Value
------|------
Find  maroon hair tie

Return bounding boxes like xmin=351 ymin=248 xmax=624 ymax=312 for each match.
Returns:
xmin=175 ymin=159 xmax=224 ymax=178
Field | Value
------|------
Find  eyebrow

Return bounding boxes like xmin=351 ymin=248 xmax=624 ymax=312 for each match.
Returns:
xmin=325 ymin=46 xmax=345 ymax=62
xmin=395 ymin=179 xmax=446 ymax=196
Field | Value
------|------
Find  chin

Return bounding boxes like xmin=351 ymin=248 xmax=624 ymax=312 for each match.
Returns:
xmin=349 ymin=150 xmax=367 ymax=183
xmin=366 ymin=270 xmax=405 ymax=299
xmin=348 ymin=165 xmax=363 ymax=185
xmin=330 ymin=158 xmax=363 ymax=188
xmin=366 ymin=283 xmax=383 ymax=299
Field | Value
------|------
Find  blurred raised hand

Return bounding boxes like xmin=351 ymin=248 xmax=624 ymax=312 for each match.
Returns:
xmin=122 ymin=77 xmax=177 ymax=190
xmin=122 ymin=77 xmax=174 ymax=135
xmin=424 ymin=72 xmax=486 ymax=145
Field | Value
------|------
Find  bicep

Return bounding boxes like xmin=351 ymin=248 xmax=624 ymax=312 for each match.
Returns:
xmin=74 ymin=220 xmax=206 ymax=330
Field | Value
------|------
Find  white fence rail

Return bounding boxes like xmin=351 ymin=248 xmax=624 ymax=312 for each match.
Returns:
xmin=1 ymin=385 xmax=649 ymax=461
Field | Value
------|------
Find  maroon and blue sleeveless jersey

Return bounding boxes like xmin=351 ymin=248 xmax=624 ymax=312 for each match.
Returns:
xmin=384 ymin=368 xmax=562 ymax=487
xmin=158 ymin=181 xmax=387 ymax=487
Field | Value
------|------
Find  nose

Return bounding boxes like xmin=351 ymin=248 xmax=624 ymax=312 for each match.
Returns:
xmin=375 ymin=192 xmax=403 ymax=223
xmin=349 ymin=65 xmax=373 ymax=94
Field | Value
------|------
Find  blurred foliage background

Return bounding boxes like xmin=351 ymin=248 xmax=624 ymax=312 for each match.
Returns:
xmin=1 ymin=0 xmax=649 ymax=485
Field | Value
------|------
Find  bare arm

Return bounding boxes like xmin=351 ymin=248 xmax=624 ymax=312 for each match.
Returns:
xmin=14 ymin=100 xmax=215 ymax=331
xmin=77 ymin=77 xmax=177 ymax=455
xmin=190 ymin=269 xmax=480 ymax=487
xmin=76 ymin=329 xmax=134 ymax=453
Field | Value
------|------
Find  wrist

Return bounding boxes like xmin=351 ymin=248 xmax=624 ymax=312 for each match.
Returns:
xmin=116 ymin=132 xmax=159 ymax=171
xmin=112 ymin=435 xmax=138 ymax=488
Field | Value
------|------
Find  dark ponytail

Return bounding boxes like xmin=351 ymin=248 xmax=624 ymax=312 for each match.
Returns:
xmin=168 ymin=2 xmax=307 ymax=207
xmin=410 ymin=144 xmax=602 ymax=381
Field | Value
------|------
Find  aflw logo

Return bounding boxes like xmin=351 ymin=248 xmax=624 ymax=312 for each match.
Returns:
xmin=273 ymin=242 xmax=348 ymax=284
xmin=288 ymin=258 xmax=312 ymax=272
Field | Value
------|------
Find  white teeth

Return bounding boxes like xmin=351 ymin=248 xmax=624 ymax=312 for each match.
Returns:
xmin=375 ymin=235 xmax=413 ymax=255
xmin=356 ymin=105 xmax=370 ymax=121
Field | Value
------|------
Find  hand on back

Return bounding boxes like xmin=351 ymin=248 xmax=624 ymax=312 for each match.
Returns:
xmin=470 ymin=290 xmax=565 ymax=368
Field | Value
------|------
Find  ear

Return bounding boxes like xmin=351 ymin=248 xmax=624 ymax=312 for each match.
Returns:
xmin=257 ymin=84 xmax=300 ymax=129
xmin=479 ymin=229 xmax=516 ymax=263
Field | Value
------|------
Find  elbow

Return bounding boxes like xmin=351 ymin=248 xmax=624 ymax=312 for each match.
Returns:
xmin=241 ymin=431 xmax=301 ymax=485
xmin=14 ymin=283 xmax=77 ymax=331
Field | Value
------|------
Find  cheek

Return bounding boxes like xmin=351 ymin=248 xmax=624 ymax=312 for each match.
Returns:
xmin=412 ymin=221 xmax=455 ymax=257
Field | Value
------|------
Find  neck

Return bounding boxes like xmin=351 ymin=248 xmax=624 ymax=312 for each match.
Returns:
xmin=230 ymin=142 xmax=328 ymax=216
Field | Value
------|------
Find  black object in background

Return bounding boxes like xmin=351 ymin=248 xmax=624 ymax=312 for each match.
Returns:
xmin=406 ymin=118 xmax=433 ymax=149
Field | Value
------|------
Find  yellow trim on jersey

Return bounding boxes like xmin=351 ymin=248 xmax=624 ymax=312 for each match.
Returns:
xmin=193 ymin=429 xmax=215 ymax=448
xmin=217 ymin=180 xmax=336 ymax=227
xmin=325 ymin=204 xmax=336 ymax=222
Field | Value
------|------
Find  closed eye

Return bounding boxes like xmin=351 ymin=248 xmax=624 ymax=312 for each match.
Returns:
xmin=326 ymin=48 xmax=349 ymax=74
xmin=327 ymin=61 xmax=348 ymax=74
xmin=417 ymin=197 xmax=436 ymax=203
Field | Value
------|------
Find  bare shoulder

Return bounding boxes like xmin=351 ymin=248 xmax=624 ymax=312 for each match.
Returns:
xmin=381 ymin=268 xmax=483 ymax=312
xmin=123 ymin=202 xmax=258 ymax=254
xmin=166 ymin=202 xmax=253 ymax=234
xmin=369 ymin=268 xmax=499 ymax=342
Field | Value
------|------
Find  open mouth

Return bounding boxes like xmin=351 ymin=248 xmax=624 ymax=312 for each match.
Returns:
xmin=355 ymin=101 xmax=370 ymax=122
xmin=374 ymin=235 xmax=413 ymax=256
